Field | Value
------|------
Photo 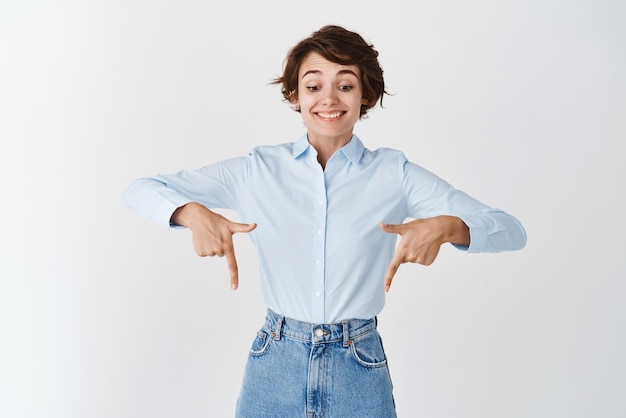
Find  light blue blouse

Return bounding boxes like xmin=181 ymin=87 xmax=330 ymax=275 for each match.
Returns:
xmin=123 ymin=134 xmax=526 ymax=323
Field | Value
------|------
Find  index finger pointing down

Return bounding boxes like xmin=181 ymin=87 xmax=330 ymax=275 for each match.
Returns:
xmin=225 ymin=249 xmax=239 ymax=290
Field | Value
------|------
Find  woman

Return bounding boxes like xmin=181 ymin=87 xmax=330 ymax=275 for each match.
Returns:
xmin=123 ymin=25 xmax=526 ymax=418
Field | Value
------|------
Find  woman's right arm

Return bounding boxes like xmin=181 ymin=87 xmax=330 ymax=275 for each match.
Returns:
xmin=122 ymin=156 xmax=255 ymax=288
xmin=122 ymin=156 xmax=249 ymax=227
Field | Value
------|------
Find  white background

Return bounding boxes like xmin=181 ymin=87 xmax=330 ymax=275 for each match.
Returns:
xmin=1 ymin=1 xmax=624 ymax=417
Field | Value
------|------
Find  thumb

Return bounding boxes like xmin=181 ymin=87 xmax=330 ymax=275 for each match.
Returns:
xmin=230 ymin=222 xmax=257 ymax=234
xmin=380 ymin=222 xmax=405 ymax=235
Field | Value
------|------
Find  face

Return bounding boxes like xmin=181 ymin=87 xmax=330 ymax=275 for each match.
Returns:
xmin=295 ymin=52 xmax=365 ymax=147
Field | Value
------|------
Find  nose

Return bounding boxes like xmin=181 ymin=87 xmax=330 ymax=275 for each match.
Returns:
xmin=321 ymin=89 xmax=338 ymax=105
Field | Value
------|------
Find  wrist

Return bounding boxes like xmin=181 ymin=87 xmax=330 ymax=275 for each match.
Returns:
xmin=439 ymin=215 xmax=470 ymax=246
xmin=171 ymin=202 xmax=208 ymax=228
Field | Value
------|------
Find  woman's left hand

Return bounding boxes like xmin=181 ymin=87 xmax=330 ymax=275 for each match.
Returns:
xmin=380 ymin=216 xmax=470 ymax=292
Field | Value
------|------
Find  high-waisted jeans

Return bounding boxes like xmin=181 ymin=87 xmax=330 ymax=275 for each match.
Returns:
xmin=236 ymin=310 xmax=397 ymax=418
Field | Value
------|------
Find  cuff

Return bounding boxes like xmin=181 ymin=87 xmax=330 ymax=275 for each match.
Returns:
xmin=454 ymin=215 xmax=488 ymax=253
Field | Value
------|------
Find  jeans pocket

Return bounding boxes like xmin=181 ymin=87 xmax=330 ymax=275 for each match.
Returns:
xmin=349 ymin=331 xmax=388 ymax=369
xmin=249 ymin=329 xmax=273 ymax=357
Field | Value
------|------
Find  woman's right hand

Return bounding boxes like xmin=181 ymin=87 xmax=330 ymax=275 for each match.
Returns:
xmin=171 ymin=202 xmax=256 ymax=290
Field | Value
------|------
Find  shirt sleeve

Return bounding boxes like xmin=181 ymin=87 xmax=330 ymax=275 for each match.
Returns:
xmin=401 ymin=159 xmax=527 ymax=253
xmin=122 ymin=156 xmax=249 ymax=228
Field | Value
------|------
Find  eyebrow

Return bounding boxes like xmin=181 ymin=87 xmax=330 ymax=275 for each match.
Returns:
xmin=301 ymin=69 xmax=359 ymax=79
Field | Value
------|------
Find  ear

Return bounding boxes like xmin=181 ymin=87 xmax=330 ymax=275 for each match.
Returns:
xmin=288 ymin=89 xmax=298 ymax=105
xmin=361 ymin=98 xmax=369 ymax=105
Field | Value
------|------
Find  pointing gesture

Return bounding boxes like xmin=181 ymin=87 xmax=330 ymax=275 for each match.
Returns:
xmin=171 ymin=202 xmax=256 ymax=290
xmin=380 ymin=216 xmax=470 ymax=292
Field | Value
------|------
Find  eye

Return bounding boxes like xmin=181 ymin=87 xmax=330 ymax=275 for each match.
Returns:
xmin=306 ymin=86 xmax=320 ymax=92
xmin=339 ymin=85 xmax=353 ymax=91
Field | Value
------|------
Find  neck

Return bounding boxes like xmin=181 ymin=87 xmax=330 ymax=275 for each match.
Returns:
xmin=308 ymin=132 xmax=352 ymax=169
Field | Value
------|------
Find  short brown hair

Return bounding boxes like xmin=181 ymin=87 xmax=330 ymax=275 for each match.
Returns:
xmin=272 ymin=25 xmax=387 ymax=117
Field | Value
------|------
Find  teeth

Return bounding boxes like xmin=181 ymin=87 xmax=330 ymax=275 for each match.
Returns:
xmin=318 ymin=112 xmax=343 ymax=119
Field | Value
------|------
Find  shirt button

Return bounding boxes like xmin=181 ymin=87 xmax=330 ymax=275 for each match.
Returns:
xmin=318 ymin=200 xmax=324 ymax=205
xmin=315 ymin=329 xmax=324 ymax=338
xmin=315 ymin=291 xmax=321 ymax=297
xmin=315 ymin=260 xmax=321 ymax=266
xmin=316 ymin=229 xmax=323 ymax=235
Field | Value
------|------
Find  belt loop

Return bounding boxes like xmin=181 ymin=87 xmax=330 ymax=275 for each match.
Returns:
xmin=342 ymin=321 xmax=350 ymax=347
xmin=274 ymin=314 xmax=284 ymax=341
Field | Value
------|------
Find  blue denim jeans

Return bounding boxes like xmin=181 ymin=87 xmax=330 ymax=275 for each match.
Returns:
xmin=236 ymin=310 xmax=397 ymax=418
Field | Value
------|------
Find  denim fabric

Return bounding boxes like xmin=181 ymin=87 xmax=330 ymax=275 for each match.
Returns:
xmin=236 ymin=310 xmax=396 ymax=418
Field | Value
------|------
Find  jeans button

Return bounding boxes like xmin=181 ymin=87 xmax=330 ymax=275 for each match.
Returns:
xmin=314 ymin=328 xmax=324 ymax=338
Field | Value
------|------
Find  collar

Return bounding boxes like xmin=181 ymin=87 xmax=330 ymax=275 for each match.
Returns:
xmin=292 ymin=133 xmax=310 ymax=158
xmin=340 ymin=134 xmax=365 ymax=165
xmin=292 ymin=134 xmax=365 ymax=165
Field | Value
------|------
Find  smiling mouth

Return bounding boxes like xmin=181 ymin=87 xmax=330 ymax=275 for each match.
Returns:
xmin=316 ymin=111 xmax=345 ymax=120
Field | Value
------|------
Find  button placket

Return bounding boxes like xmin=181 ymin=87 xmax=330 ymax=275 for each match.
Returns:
xmin=311 ymin=166 xmax=328 ymax=323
